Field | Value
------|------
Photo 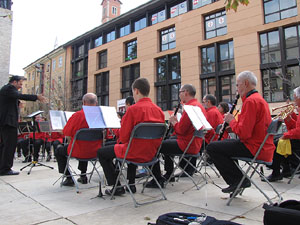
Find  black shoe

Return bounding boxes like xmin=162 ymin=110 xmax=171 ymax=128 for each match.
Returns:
xmin=105 ymin=187 xmax=125 ymax=196
xmin=77 ymin=176 xmax=88 ymax=184
xmin=22 ymin=156 xmax=32 ymax=163
xmin=222 ymin=179 xmax=251 ymax=193
xmin=0 ymin=170 xmax=20 ymax=176
xmin=144 ymin=178 xmax=165 ymax=189
xmin=282 ymin=170 xmax=292 ymax=178
xmin=17 ymin=152 xmax=22 ymax=158
xmin=263 ymin=173 xmax=283 ymax=182
xmin=125 ymin=184 xmax=136 ymax=193
xmin=163 ymin=173 xmax=175 ymax=182
xmin=62 ymin=178 xmax=74 ymax=186
xmin=46 ymin=155 xmax=51 ymax=162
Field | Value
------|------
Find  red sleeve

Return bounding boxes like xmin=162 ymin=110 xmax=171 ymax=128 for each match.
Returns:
xmin=63 ymin=112 xmax=81 ymax=137
xmin=119 ymin=107 xmax=135 ymax=144
xmin=284 ymin=112 xmax=297 ymax=130
xmin=174 ymin=111 xmax=192 ymax=135
xmin=230 ymin=99 xmax=257 ymax=140
xmin=283 ymin=114 xmax=300 ymax=139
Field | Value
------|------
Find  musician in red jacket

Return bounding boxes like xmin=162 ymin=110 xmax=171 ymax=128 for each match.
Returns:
xmin=54 ymin=93 xmax=102 ymax=186
xmin=207 ymin=71 xmax=275 ymax=193
xmin=98 ymin=78 xmax=165 ymax=196
xmin=202 ymin=94 xmax=224 ymax=143
xmin=266 ymin=86 xmax=300 ymax=182
xmin=146 ymin=84 xmax=207 ymax=188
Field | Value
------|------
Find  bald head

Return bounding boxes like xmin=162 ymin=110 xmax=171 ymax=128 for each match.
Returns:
xmin=82 ymin=93 xmax=98 ymax=106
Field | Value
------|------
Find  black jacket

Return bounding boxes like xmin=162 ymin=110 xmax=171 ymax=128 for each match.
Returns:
xmin=0 ymin=83 xmax=38 ymax=128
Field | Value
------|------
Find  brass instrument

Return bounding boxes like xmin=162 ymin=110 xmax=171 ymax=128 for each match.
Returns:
xmin=272 ymin=103 xmax=296 ymax=120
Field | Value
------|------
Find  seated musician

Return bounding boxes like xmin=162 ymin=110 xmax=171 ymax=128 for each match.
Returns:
xmin=97 ymin=78 xmax=165 ymax=195
xmin=20 ymin=115 xmax=46 ymax=162
xmin=207 ymin=71 xmax=275 ymax=193
xmin=54 ymin=93 xmax=102 ymax=186
xmin=202 ymin=94 xmax=224 ymax=143
xmin=265 ymin=86 xmax=300 ymax=182
xmin=146 ymin=84 xmax=207 ymax=188
xmin=218 ymin=102 xmax=229 ymax=117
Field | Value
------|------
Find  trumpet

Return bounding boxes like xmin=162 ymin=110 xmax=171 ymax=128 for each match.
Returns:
xmin=272 ymin=103 xmax=296 ymax=120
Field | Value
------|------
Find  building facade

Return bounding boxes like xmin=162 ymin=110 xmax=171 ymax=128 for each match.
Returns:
xmin=23 ymin=47 xmax=66 ymax=118
xmin=101 ymin=0 xmax=122 ymax=23
xmin=0 ymin=0 xmax=13 ymax=87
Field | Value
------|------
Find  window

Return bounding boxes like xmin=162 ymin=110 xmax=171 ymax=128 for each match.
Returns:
xmin=95 ymin=36 xmax=103 ymax=47
xmin=58 ymin=56 xmax=63 ymax=67
xmin=71 ymin=79 xmax=86 ymax=110
xmin=120 ymin=24 xmax=130 ymax=37
xmin=204 ymin=10 xmax=227 ymax=39
xmin=98 ymin=50 xmax=107 ymax=69
xmin=96 ymin=72 xmax=109 ymax=106
xmin=52 ymin=60 xmax=56 ymax=71
xmin=263 ymin=0 xmax=297 ymax=24
xmin=170 ymin=1 xmax=187 ymax=18
xmin=76 ymin=44 xmax=84 ymax=57
xmin=74 ymin=60 xmax=84 ymax=77
xmin=193 ymin=0 xmax=218 ymax=9
xmin=125 ymin=40 xmax=137 ymax=61
xmin=106 ymin=30 xmax=115 ymax=43
xmin=112 ymin=6 xmax=117 ymax=15
xmin=121 ymin=64 xmax=140 ymax=98
xmin=134 ymin=17 xmax=146 ymax=32
xmin=151 ymin=9 xmax=166 ymax=25
xmin=260 ymin=30 xmax=281 ymax=64
xmin=161 ymin=27 xmax=176 ymax=51
xmin=27 ymin=73 xmax=31 ymax=81
xmin=200 ymin=40 xmax=236 ymax=103
xmin=47 ymin=63 xmax=50 ymax=72
xmin=155 ymin=53 xmax=181 ymax=110
xmin=260 ymin=26 xmax=300 ymax=102
xmin=0 ymin=0 xmax=12 ymax=10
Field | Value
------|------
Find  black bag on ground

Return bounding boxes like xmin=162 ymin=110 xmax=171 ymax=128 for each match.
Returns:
xmin=263 ymin=200 xmax=300 ymax=225
xmin=148 ymin=212 xmax=241 ymax=225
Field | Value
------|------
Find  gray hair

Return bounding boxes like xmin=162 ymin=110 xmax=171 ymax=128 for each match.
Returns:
xmin=181 ymin=84 xmax=196 ymax=97
xmin=82 ymin=93 xmax=97 ymax=105
xmin=294 ymin=86 xmax=300 ymax=98
xmin=238 ymin=71 xmax=257 ymax=86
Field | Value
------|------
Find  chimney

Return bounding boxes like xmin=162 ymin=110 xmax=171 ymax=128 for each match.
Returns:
xmin=101 ymin=0 xmax=122 ymax=24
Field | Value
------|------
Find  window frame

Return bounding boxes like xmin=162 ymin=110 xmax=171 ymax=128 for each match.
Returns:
xmin=98 ymin=50 xmax=108 ymax=69
xmin=125 ymin=39 xmax=137 ymax=62
xmin=96 ymin=71 xmax=109 ymax=106
xmin=204 ymin=10 xmax=227 ymax=40
xmin=121 ymin=63 xmax=140 ymax=98
xmin=263 ymin=0 xmax=297 ymax=24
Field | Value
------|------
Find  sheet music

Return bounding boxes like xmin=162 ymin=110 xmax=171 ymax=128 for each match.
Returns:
xmin=184 ymin=105 xmax=212 ymax=130
xmin=49 ymin=110 xmax=67 ymax=130
xmin=83 ymin=106 xmax=121 ymax=128
xmin=83 ymin=106 xmax=106 ymax=128
xmin=27 ymin=110 xmax=44 ymax=118
xmin=99 ymin=106 xmax=121 ymax=128
xmin=65 ymin=111 xmax=75 ymax=121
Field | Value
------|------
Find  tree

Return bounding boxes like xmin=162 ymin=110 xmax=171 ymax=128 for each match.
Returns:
xmin=225 ymin=0 xmax=249 ymax=11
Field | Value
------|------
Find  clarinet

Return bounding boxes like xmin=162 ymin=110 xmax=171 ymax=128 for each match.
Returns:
xmin=218 ymin=94 xmax=240 ymax=140
xmin=164 ymin=102 xmax=181 ymax=140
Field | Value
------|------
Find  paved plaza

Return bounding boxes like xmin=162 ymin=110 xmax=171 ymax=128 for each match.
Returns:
xmin=1 ymin=157 xmax=300 ymax=225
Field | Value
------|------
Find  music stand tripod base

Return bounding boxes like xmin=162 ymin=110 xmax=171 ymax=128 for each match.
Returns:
xmin=20 ymin=161 xmax=54 ymax=175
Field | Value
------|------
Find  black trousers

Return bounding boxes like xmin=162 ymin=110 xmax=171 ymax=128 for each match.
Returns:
xmin=20 ymin=138 xmax=44 ymax=161
xmin=45 ymin=140 xmax=61 ymax=155
xmin=0 ymin=125 xmax=18 ymax=174
xmin=54 ymin=145 xmax=87 ymax=176
xmin=271 ymin=139 xmax=300 ymax=175
xmin=97 ymin=145 xmax=136 ymax=186
xmin=207 ymin=139 xmax=254 ymax=185
xmin=152 ymin=138 xmax=184 ymax=180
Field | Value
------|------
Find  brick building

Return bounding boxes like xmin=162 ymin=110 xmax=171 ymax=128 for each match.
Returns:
xmin=0 ymin=0 xmax=13 ymax=87
xmin=63 ymin=0 xmax=300 ymax=112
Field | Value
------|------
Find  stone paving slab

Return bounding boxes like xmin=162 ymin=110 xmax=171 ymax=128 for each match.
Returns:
xmin=1 ymin=158 xmax=300 ymax=225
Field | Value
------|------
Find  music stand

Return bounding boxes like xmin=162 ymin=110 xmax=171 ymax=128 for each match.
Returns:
xmin=20 ymin=111 xmax=54 ymax=175
xmin=38 ymin=121 xmax=52 ymax=159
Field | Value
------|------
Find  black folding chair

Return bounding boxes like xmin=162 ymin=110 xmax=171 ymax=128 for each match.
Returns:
xmin=164 ymin=129 xmax=207 ymax=190
xmin=288 ymin=149 xmax=300 ymax=184
xmin=56 ymin=128 xmax=105 ymax=193
xmin=227 ymin=119 xmax=283 ymax=206
xmin=110 ymin=123 xmax=167 ymax=207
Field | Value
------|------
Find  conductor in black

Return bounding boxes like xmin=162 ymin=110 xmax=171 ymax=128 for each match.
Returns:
xmin=0 ymin=76 xmax=46 ymax=176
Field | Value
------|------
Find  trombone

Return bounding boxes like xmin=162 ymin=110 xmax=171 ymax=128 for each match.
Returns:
xmin=272 ymin=103 xmax=296 ymax=120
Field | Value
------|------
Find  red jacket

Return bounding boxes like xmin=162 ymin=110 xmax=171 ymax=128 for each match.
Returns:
xmin=205 ymin=106 xmax=224 ymax=143
xmin=284 ymin=112 xmax=300 ymax=139
xmin=63 ymin=109 xmax=102 ymax=158
xmin=174 ymin=99 xmax=207 ymax=154
xmin=229 ymin=92 xmax=275 ymax=162
xmin=114 ymin=98 xmax=165 ymax=162
xmin=47 ymin=132 xmax=64 ymax=143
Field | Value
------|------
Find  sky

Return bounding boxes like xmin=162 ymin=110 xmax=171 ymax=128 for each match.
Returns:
xmin=9 ymin=0 xmax=150 ymax=75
